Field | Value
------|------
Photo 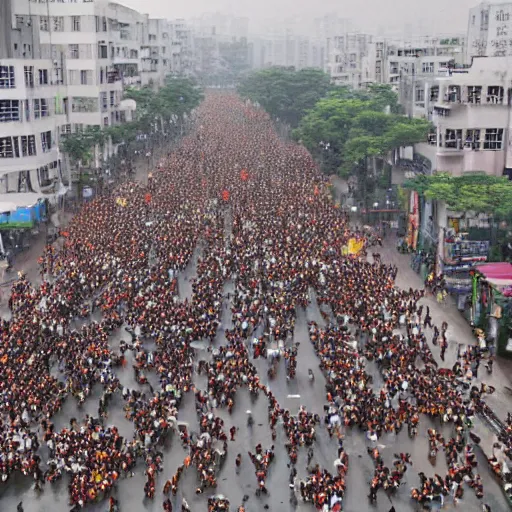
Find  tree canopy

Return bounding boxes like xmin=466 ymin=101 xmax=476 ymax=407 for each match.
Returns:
xmin=404 ymin=172 xmax=512 ymax=217
xmin=237 ymin=67 xmax=333 ymax=126
xmin=293 ymin=84 xmax=430 ymax=176
xmin=124 ymin=76 xmax=203 ymax=133
xmin=62 ymin=77 xmax=203 ymax=165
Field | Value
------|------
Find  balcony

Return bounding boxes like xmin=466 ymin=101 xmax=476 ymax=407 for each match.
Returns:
xmin=107 ymin=71 xmax=121 ymax=84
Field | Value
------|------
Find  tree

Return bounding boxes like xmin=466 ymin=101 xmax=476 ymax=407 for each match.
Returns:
xmin=404 ymin=173 xmax=512 ymax=218
xmin=237 ymin=67 xmax=332 ymax=126
xmin=294 ymin=84 xmax=430 ymax=176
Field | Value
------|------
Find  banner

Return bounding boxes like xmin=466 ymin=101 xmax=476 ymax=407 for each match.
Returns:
xmin=347 ymin=238 xmax=364 ymax=255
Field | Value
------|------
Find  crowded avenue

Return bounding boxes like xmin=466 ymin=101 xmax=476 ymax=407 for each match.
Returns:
xmin=0 ymin=93 xmax=510 ymax=512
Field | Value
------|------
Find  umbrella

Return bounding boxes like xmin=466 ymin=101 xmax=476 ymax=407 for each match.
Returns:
xmin=334 ymin=459 xmax=343 ymax=467
xmin=246 ymin=410 xmax=252 ymax=414
xmin=216 ymin=373 xmax=225 ymax=381
xmin=200 ymin=432 xmax=211 ymax=441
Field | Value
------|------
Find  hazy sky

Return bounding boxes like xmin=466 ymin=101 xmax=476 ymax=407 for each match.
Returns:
xmin=120 ymin=0 xmax=482 ymax=35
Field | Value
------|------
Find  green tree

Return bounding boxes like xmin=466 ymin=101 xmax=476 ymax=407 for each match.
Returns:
xmin=294 ymin=85 xmax=429 ymax=176
xmin=237 ymin=67 xmax=332 ymax=126
xmin=404 ymin=173 xmax=512 ymax=218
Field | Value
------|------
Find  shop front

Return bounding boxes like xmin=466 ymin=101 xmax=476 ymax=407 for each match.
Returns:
xmin=471 ymin=263 xmax=512 ymax=358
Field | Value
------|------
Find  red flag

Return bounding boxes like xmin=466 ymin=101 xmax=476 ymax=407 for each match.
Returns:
xmin=314 ymin=185 xmax=320 ymax=196
xmin=144 ymin=192 xmax=152 ymax=204
xmin=222 ymin=190 xmax=230 ymax=202
xmin=240 ymin=169 xmax=249 ymax=181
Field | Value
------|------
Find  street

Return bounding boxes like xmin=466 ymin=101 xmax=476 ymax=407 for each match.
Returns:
xmin=0 ymin=95 xmax=510 ymax=512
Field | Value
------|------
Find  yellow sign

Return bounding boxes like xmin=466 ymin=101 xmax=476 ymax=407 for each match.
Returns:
xmin=347 ymin=238 xmax=364 ymax=255
xmin=116 ymin=197 xmax=127 ymax=207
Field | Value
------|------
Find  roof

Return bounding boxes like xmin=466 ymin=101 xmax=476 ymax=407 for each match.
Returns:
xmin=0 ymin=193 xmax=45 ymax=213
xmin=476 ymin=263 xmax=512 ymax=287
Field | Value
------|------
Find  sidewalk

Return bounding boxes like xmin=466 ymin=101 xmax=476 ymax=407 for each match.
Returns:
xmin=330 ymin=176 xmax=512 ymax=422
xmin=378 ymin=232 xmax=512 ymax=422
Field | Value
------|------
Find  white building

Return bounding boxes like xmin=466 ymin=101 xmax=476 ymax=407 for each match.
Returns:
xmin=0 ymin=0 xmax=129 ymax=196
xmin=467 ymin=2 xmax=512 ymax=60
xmin=109 ymin=3 xmax=144 ymax=87
xmin=415 ymin=56 xmax=512 ymax=178
xmin=326 ymin=33 xmax=376 ymax=88
xmin=389 ymin=35 xmax=466 ymax=117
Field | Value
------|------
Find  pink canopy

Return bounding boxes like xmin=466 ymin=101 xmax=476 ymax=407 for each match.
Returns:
xmin=477 ymin=262 xmax=512 ymax=281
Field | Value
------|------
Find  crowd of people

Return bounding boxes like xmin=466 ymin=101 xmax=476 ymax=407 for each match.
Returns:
xmin=0 ymin=92 xmax=505 ymax=512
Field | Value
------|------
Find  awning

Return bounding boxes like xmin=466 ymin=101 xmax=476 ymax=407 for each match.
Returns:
xmin=476 ymin=263 xmax=512 ymax=287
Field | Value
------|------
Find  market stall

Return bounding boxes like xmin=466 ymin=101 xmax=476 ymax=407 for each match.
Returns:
xmin=471 ymin=262 xmax=512 ymax=358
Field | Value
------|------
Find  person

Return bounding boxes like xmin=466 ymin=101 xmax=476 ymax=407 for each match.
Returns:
xmin=17 ymin=503 xmax=24 ymax=512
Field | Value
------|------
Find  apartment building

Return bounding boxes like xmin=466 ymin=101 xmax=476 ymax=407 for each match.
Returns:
xmin=110 ymin=2 xmax=144 ymax=87
xmin=326 ymin=33 xmax=376 ymax=88
xmin=389 ymin=35 xmax=466 ymax=118
xmin=467 ymin=2 xmax=512 ymax=60
xmin=415 ymin=57 xmax=512 ymax=178
xmin=0 ymin=0 xmax=130 ymax=197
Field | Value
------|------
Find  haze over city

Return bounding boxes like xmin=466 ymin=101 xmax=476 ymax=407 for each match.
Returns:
xmin=119 ymin=0 xmax=480 ymax=35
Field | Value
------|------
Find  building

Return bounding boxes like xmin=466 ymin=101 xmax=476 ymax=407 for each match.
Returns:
xmin=391 ymin=35 xmax=466 ymax=117
xmin=110 ymin=3 xmax=144 ymax=87
xmin=467 ymin=1 xmax=512 ymax=60
xmin=326 ymin=33 xmax=376 ymax=88
xmin=415 ymin=56 xmax=511 ymax=178
xmin=407 ymin=57 xmax=511 ymax=283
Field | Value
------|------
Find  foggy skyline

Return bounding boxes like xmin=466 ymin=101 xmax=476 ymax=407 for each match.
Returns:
xmin=118 ymin=0 xmax=487 ymax=36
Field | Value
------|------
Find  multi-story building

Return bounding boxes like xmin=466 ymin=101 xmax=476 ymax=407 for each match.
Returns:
xmin=0 ymin=0 xmax=197 ymax=203
xmin=169 ymin=19 xmax=194 ymax=76
xmin=467 ymin=1 xmax=512 ymax=60
xmin=141 ymin=18 xmax=175 ymax=88
xmin=110 ymin=3 xmax=144 ymax=87
xmin=0 ymin=0 xmax=134 ymax=197
xmin=415 ymin=56 xmax=512 ymax=178
xmin=389 ymin=35 xmax=466 ymax=117
xmin=326 ymin=33 xmax=376 ymax=88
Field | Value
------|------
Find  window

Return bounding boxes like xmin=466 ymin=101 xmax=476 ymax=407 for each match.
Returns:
xmin=465 ymin=129 xmax=481 ymax=149
xmin=430 ymin=85 xmax=439 ymax=102
xmin=72 ymin=97 xmax=98 ymax=113
xmin=41 ymin=131 xmax=52 ymax=152
xmin=487 ymin=86 xmax=504 ymax=104
xmin=40 ymin=16 xmax=49 ymax=31
xmin=72 ymin=16 xmax=81 ymax=32
xmin=110 ymin=90 xmax=115 ymax=106
xmin=74 ymin=123 xmax=84 ymax=132
xmin=102 ymin=16 xmax=107 ymax=31
xmin=80 ymin=70 xmax=91 ymax=85
xmin=60 ymin=124 xmax=71 ymax=135
xmin=52 ymin=16 xmax=63 ymax=31
xmin=0 ymin=100 xmax=20 ymax=122
xmin=103 ymin=116 xmax=109 ymax=127
xmin=415 ymin=88 xmax=424 ymax=102
xmin=98 ymin=44 xmax=108 ymax=59
xmin=21 ymin=135 xmax=36 ymax=156
xmin=422 ymin=62 xmax=434 ymax=73
xmin=24 ymin=66 xmax=34 ymax=87
xmin=445 ymin=129 xmax=462 ymax=149
xmin=39 ymin=165 xmax=51 ymax=186
xmin=0 ymin=137 xmax=14 ymax=158
xmin=38 ymin=69 xmax=49 ymax=85
xmin=69 ymin=44 xmax=79 ymax=59
xmin=24 ymin=100 xmax=30 ymax=121
xmin=100 ymin=92 xmax=108 ymax=111
xmin=467 ymin=86 xmax=482 ymax=104
xmin=34 ymin=99 xmax=49 ymax=118
xmin=0 ymin=66 xmax=15 ymax=88
xmin=68 ymin=70 xmax=78 ymax=85
xmin=484 ymin=128 xmax=503 ymax=150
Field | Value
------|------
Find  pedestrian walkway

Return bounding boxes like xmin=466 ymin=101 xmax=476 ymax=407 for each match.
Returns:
xmin=377 ymin=232 xmax=512 ymax=422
